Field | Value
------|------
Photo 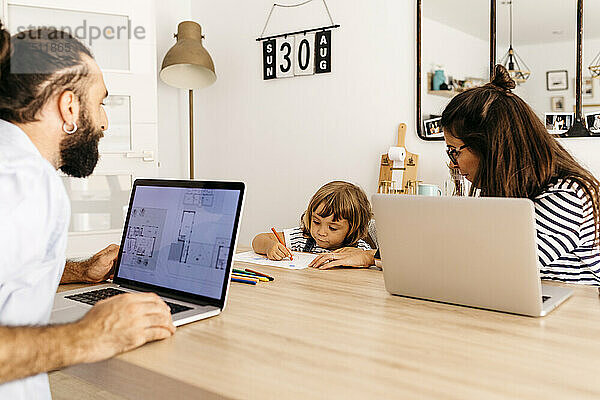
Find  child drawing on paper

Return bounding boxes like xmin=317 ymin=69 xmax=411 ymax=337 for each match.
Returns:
xmin=252 ymin=181 xmax=377 ymax=269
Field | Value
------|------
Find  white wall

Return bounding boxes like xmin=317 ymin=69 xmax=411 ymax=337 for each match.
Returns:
xmin=503 ymin=38 xmax=600 ymax=178
xmin=155 ymin=0 xmax=192 ymax=179
xmin=421 ymin=17 xmax=489 ymax=119
xmin=185 ymin=0 xmax=600 ymax=247
xmin=512 ymin=39 xmax=575 ymax=119
xmin=513 ymin=38 xmax=600 ymax=119
xmin=190 ymin=0 xmax=449 ymax=246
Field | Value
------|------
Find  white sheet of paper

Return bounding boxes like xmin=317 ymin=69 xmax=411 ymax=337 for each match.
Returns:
xmin=234 ymin=251 xmax=318 ymax=270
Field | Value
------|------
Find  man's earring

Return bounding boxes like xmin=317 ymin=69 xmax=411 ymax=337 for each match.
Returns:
xmin=63 ymin=122 xmax=78 ymax=134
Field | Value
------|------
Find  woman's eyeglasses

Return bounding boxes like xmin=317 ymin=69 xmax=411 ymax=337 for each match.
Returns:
xmin=446 ymin=144 xmax=468 ymax=165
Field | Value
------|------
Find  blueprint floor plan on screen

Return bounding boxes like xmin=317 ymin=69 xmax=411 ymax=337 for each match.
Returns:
xmin=117 ymin=185 xmax=240 ymax=299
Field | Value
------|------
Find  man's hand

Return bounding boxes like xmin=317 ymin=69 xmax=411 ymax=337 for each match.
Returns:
xmin=308 ymin=248 xmax=376 ymax=270
xmin=75 ymin=292 xmax=176 ymax=364
xmin=61 ymin=244 xmax=119 ymax=284
xmin=81 ymin=244 xmax=119 ymax=282
xmin=0 ymin=292 xmax=175 ymax=384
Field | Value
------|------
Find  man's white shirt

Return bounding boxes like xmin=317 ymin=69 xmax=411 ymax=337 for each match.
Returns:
xmin=0 ymin=119 xmax=70 ymax=399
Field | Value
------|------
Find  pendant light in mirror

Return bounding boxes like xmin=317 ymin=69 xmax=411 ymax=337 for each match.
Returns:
xmin=499 ymin=0 xmax=530 ymax=84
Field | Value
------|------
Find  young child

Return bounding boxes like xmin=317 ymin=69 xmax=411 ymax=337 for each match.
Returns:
xmin=252 ymin=181 xmax=373 ymax=262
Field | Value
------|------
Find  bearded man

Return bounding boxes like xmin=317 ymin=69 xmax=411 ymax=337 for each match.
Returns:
xmin=0 ymin=23 xmax=175 ymax=399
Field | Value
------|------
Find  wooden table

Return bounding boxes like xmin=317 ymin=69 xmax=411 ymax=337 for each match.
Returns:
xmin=50 ymin=258 xmax=600 ymax=400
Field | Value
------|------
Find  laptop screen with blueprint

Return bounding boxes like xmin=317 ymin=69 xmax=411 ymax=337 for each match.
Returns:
xmin=113 ymin=179 xmax=245 ymax=307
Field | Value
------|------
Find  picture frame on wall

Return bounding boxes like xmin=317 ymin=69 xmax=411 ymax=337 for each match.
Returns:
xmin=546 ymin=70 xmax=569 ymax=91
xmin=551 ymin=96 xmax=565 ymax=112
xmin=545 ymin=112 xmax=574 ymax=135
xmin=574 ymin=77 xmax=594 ymax=98
xmin=423 ymin=117 xmax=443 ymax=138
xmin=583 ymin=77 xmax=594 ymax=98
xmin=585 ymin=111 xmax=600 ymax=134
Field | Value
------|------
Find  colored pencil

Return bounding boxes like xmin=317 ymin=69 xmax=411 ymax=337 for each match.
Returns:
xmin=231 ymin=277 xmax=257 ymax=285
xmin=232 ymin=272 xmax=269 ymax=282
xmin=271 ymin=227 xmax=293 ymax=260
xmin=234 ymin=275 xmax=259 ymax=283
xmin=244 ymin=268 xmax=274 ymax=281
xmin=232 ymin=271 xmax=267 ymax=280
xmin=234 ymin=268 xmax=257 ymax=275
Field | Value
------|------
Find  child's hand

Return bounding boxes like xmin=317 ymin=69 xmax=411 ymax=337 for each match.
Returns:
xmin=309 ymin=248 xmax=374 ymax=269
xmin=266 ymin=242 xmax=293 ymax=261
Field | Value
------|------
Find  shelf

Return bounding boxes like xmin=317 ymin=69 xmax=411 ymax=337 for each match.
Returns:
xmin=425 ymin=72 xmax=486 ymax=98
xmin=427 ymin=89 xmax=456 ymax=98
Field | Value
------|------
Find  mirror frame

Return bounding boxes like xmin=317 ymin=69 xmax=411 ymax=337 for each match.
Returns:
xmin=565 ymin=0 xmax=590 ymax=137
xmin=416 ymin=0 xmax=588 ymax=141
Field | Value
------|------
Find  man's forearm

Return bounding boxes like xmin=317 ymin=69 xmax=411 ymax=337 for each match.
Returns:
xmin=61 ymin=245 xmax=118 ymax=284
xmin=61 ymin=260 xmax=85 ymax=284
xmin=0 ymin=323 xmax=90 ymax=384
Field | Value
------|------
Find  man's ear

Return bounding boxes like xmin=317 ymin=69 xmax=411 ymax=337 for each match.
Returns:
xmin=57 ymin=90 xmax=80 ymax=126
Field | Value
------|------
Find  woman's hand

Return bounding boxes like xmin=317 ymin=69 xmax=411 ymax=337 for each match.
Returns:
xmin=308 ymin=248 xmax=376 ymax=270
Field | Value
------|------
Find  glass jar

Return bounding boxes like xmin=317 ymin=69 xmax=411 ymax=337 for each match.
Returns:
xmin=443 ymin=167 xmax=468 ymax=196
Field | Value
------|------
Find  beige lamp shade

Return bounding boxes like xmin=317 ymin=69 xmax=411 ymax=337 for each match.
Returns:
xmin=160 ymin=21 xmax=216 ymax=89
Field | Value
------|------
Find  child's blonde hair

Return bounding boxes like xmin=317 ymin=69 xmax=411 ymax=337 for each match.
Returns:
xmin=300 ymin=181 xmax=372 ymax=247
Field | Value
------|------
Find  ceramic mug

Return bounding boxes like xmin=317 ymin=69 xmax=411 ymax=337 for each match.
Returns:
xmin=418 ymin=183 xmax=442 ymax=196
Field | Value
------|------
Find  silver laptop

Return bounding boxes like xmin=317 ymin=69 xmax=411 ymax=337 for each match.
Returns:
xmin=51 ymin=179 xmax=245 ymax=326
xmin=372 ymin=195 xmax=572 ymax=317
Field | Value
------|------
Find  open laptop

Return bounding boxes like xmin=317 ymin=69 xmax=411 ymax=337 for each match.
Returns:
xmin=372 ymin=195 xmax=572 ymax=317
xmin=51 ymin=179 xmax=245 ymax=326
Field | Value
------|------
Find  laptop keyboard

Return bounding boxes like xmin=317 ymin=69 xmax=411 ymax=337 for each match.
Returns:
xmin=542 ymin=295 xmax=551 ymax=303
xmin=65 ymin=288 xmax=193 ymax=315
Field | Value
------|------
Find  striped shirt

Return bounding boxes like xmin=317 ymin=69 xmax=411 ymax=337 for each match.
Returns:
xmin=283 ymin=227 xmax=372 ymax=253
xmin=534 ymin=178 xmax=600 ymax=284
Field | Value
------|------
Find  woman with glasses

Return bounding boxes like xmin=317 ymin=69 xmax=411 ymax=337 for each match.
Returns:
xmin=441 ymin=64 xmax=600 ymax=285
xmin=310 ymin=65 xmax=600 ymax=281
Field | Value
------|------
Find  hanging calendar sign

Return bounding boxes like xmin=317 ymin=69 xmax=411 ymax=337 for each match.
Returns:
xmin=257 ymin=0 xmax=339 ymax=80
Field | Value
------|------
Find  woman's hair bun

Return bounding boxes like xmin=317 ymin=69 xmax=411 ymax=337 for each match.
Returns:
xmin=490 ymin=64 xmax=516 ymax=91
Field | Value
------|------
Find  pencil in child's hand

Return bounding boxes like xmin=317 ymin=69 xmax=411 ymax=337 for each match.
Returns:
xmin=271 ymin=227 xmax=293 ymax=260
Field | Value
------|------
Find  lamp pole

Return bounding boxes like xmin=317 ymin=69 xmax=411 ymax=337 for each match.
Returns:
xmin=189 ymin=89 xmax=194 ymax=179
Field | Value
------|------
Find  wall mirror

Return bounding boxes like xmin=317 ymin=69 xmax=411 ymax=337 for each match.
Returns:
xmin=496 ymin=0 xmax=599 ymax=138
xmin=417 ymin=0 xmax=493 ymax=141
xmin=496 ymin=0 xmax=576 ymax=123
xmin=496 ymin=0 xmax=600 ymax=137
xmin=417 ymin=0 xmax=598 ymax=140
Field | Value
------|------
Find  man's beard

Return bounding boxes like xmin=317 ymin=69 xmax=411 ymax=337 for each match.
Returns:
xmin=59 ymin=109 xmax=102 ymax=178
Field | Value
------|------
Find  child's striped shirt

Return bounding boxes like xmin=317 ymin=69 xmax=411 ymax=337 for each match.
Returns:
xmin=283 ymin=227 xmax=372 ymax=253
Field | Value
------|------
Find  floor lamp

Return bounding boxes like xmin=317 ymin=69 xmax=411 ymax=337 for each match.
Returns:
xmin=160 ymin=21 xmax=216 ymax=179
